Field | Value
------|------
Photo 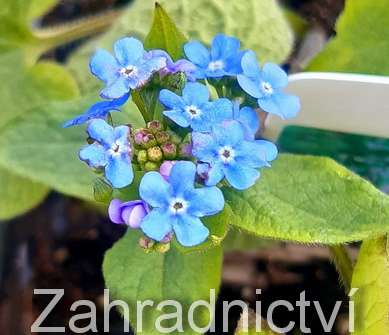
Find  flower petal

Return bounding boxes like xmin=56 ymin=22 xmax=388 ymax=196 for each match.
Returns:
xmin=184 ymin=41 xmax=210 ymax=67
xmin=236 ymin=140 xmax=278 ymax=167
xmin=182 ymin=82 xmax=209 ymax=105
xmin=105 ymin=155 xmax=133 ymax=188
xmin=213 ymin=121 xmax=244 ymax=146
xmin=205 ymin=162 xmax=225 ymax=186
xmin=258 ymin=92 xmax=300 ymax=119
xmin=159 ymin=89 xmax=185 ymax=109
xmin=262 ymin=63 xmax=288 ymax=89
xmin=87 ymin=119 xmax=115 ymax=147
xmin=139 ymin=171 xmax=171 ymax=208
xmin=173 ymin=215 xmax=209 ymax=247
xmin=108 ymin=199 xmax=125 ymax=224
xmin=187 ymin=187 xmax=224 ymax=217
xmin=101 ymin=76 xmax=130 ymax=99
xmin=79 ymin=143 xmax=107 ymax=168
xmin=211 ymin=34 xmax=240 ymax=61
xmin=240 ymin=50 xmax=261 ymax=78
xmin=169 ymin=161 xmax=196 ymax=197
xmin=114 ymin=37 xmax=144 ymax=66
xmin=90 ymin=49 xmax=120 ymax=85
xmin=237 ymin=74 xmax=262 ymax=99
xmin=113 ymin=125 xmax=130 ymax=143
xmin=192 ymin=132 xmax=217 ymax=163
xmin=237 ymin=106 xmax=259 ymax=139
xmin=207 ymin=98 xmax=233 ymax=125
xmin=141 ymin=208 xmax=174 ymax=241
xmin=224 ymin=163 xmax=260 ymax=190
xmin=163 ymin=109 xmax=190 ymax=128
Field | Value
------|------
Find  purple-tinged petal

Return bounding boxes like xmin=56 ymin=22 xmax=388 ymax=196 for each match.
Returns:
xmin=184 ymin=41 xmax=210 ymax=67
xmin=108 ymin=199 xmax=125 ymax=224
xmin=105 ymin=155 xmax=133 ymax=188
xmin=173 ymin=214 xmax=209 ymax=247
xmin=121 ymin=204 xmax=147 ymax=228
xmin=160 ymin=161 xmax=176 ymax=181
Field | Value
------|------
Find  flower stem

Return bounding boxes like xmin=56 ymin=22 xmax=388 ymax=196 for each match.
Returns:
xmin=329 ymin=245 xmax=354 ymax=293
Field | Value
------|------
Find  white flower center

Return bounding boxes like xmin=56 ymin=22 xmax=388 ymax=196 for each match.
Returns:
xmin=169 ymin=198 xmax=188 ymax=215
xmin=218 ymin=146 xmax=235 ymax=163
xmin=120 ymin=65 xmax=138 ymax=78
xmin=109 ymin=140 xmax=129 ymax=157
xmin=261 ymin=81 xmax=273 ymax=95
xmin=185 ymin=105 xmax=202 ymax=119
xmin=208 ymin=60 xmax=224 ymax=71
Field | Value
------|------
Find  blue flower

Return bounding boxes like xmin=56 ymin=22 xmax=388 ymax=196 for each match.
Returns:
xmin=232 ymin=101 xmax=259 ymax=140
xmin=184 ymin=34 xmax=245 ymax=79
xmin=237 ymin=50 xmax=300 ymax=119
xmin=62 ymin=93 xmax=130 ymax=128
xmin=192 ymin=122 xmax=278 ymax=190
xmin=159 ymin=82 xmax=232 ymax=132
xmin=79 ymin=119 xmax=133 ymax=188
xmin=139 ymin=161 xmax=224 ymax=247
xmin=90 ymin=37 xmax=166 ymax=99
xmin=145 ymin=49 xmax=196 ymax=80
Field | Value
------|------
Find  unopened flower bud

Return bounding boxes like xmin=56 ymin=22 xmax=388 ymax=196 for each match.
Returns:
xmin=159 ymin=161 xmax=176 ymax=181
xmin=134 ymin=129 xmax=157 ymax=148
xmin=155 ymin=131 xmax=170 ymax=145
xmin=147 ymin=120 xmax=163 ymax=133
xmin=161 ymin=143 xmax=177 ymax=159
xmin=139 ymin=236 xmax=155 ymax=250
xmin=134 ymin=128 xmax=148 ymax=145
xmin=179 ymin=142 xmax=193 ymax=158
xmin=137 ymin=150 xmax=148 ymax=164
xmin=167 ymin=130 xmax=182 ymax=144
xmin=144 ymin=161 xmax=160 ymax=171
xmin=154 ymin=242 xmax=171 ymax=253
xmin=108 ymin=199 xmax=149 ymax=228
xmin=147 ymin=146 xmax=163 ymax=162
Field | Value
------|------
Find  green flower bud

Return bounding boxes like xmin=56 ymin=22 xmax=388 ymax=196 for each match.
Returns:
xmin=137 ymin=150 xmax=148 ymax=164
xmin=154 ymin=242 xmax=171 ymax=254
xmin=144 ymin=161 xmax=160 ymax=171
xmin=165 ymin=72 xmax=187 ymax=92
xmin=147 ymin=146 xmax=163 ymax=162
xmin=147 ymin=120 xmax=163 ymax=133
xmin=155 ymin=131 xmax=170 ymax=145
xmin=161 ymin=143 xmax=177 ymax=159
xmin=167 ymin=130 xmax=182 ymax=144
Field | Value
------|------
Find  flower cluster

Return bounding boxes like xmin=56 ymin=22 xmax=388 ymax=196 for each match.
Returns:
xmin=65 ymin=34 xmax=300 ymax=249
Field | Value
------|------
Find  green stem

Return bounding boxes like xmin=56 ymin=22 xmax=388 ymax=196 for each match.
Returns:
xmin=329 ymin=245 xmax=354 ymax=293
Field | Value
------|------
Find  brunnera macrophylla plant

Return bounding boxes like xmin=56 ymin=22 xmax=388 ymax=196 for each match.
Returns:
xmin=63 ymin=3 xmax=389 ymax=334
xmin=64 ymin=33 xmax=298 ymax=248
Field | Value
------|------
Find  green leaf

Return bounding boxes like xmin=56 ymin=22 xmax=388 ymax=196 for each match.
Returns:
xmin=223 ymin=228 xmax=275 ymax=252
xmin=69 ymin=0 xmax=293 ymax=92
xmin=224 ymin=154 xmax=389 ymax=244
xmin=0 ymin=51 xmax=79 ymax=129
xmin=144 ymin=3 xmax=187 ymax=60
xmin=235 ymin=309 xmax=281 ymax=335
xmin=0 ymin=166 xmax=49 ymax=220
xmin=0 ymin=97 xmax=144 ymax=202
xmin=308 ymin=0 xmax=389 ymax=75
xmin=103 ymin=230 xmax=223 ymax=334
xmin=351 ymin=236 xmax=389 ymax=334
